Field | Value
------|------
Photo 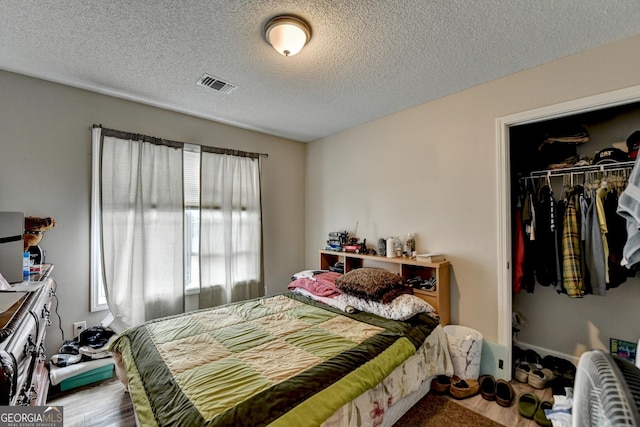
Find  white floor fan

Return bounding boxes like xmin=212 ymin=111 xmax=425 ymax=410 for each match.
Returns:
xmin=573 ymin=350 xmax=640 ymax=426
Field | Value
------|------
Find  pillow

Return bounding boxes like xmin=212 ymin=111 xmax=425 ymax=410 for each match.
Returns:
xmin=288 ymin=272 xmax=342 ymax=298
xmin=340 ymin=293 xmax=436 ymax=321
xmin=291 ymin=269 xmax=332 ymax=280
xmin=334 ymin=268 xmax=410 ymax=303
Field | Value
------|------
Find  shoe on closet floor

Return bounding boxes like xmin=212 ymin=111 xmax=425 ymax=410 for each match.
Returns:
xmin=514 ymin=362 xmax=534 ymax=382
xmin=542 ymin=355 xmax=576 ymax=382
xmin=548 ymin=375 xmax=574 ymax=396
xmin=430 ymin=375 xmax=458 ymax=394
xmin=533 ymin=400 xmax=553 ymax=426
xmin=449 ymin=379 xmax=480 ymax=399
xmin=495 ymin=379 xmax=515 ymax=407
xmin=517 ymin=392 xmax=540 ymax=419
xmin=541 ymin=355 xmax=562 ymax=376
xmin=528 ymin=368 xmax=554 ymax=389
xmin=479 ymin=375 xmax=496 ymax=401
xmin=523 ymin=349 xmax=543 ymax=367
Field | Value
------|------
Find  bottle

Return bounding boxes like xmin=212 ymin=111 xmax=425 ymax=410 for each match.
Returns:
xmin=394 ymin=237 xmax=402 ymax=257
xmin=386 ymin=237 xmax=395 ymax=258
xmin=23 ymin=252 xmax=30 ymax=280
xmin=405 ymin=233 xmax=415 ymax=254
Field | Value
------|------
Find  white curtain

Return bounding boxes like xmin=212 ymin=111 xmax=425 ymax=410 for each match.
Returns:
xmin=199 ymin=148 xmax=263 ymax=308
xmin=99 ymin=129 xmax=184 ymax=331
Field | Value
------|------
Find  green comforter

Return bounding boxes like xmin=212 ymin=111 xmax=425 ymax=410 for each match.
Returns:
xmin=111 ymin=293 xmax=438 ymax=426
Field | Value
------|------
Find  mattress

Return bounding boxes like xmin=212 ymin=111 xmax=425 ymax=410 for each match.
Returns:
xmin=111 ymin=292 xmax=452 ymax=426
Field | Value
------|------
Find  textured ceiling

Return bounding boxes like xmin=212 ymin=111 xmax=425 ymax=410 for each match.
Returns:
xmin=2 ymin=1 xmax=640 ymax=142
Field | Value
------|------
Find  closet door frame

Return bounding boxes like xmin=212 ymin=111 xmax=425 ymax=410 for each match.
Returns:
xmin=495 ymin=84 xmax=640 ymax=380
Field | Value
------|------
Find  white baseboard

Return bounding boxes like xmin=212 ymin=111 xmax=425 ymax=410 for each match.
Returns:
xmin=514 ymin=341 xmax=580 ymax=367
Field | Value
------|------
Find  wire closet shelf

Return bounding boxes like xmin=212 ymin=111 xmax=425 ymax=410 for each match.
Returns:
xmin=529 ymin=160 xmax=636 ymax=178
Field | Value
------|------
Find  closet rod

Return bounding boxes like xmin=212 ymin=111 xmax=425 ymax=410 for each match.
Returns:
xmin=529 ymin=160 xmax=636 ymax=178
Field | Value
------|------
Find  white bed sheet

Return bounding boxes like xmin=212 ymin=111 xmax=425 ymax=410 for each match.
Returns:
xmin=322 ymin=324 xmax=453 ymax=427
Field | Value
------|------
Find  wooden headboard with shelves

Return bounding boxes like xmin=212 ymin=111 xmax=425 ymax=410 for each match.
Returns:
xmin=319 ymin=250 xmax=450 ymax=325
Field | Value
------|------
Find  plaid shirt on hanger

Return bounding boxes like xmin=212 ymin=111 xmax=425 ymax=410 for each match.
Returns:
xmin=562 ymin=189 xmax=584 ymax=297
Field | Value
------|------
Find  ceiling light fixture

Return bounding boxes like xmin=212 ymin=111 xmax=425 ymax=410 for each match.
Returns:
xmin=264 ymin=15 xmax=311 ymax=57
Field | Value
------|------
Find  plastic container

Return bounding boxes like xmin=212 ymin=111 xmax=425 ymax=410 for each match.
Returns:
xmin=22 ymin=251 xmax=30 ymax=280
xmin=405 ymin=233 xmax=415 ymax=255
xmin=443 ymin=324 xmax=483 ymax=380
xmin=386 ymin=237 xmax=395 ymax=258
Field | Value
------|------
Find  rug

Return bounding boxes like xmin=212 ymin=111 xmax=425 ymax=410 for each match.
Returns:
xmin=393 ymin=392 xmax=505 ymax=427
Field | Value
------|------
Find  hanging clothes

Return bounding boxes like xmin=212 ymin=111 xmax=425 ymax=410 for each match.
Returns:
xmin=520 ymin=182 xmax=537 ymax=292
xmin=533 ymin=184 xmax=560 ymax=287
xmin=617 ymin=158 xmax=640 ymax=267
xmin=576 ymin=192 xmax=589 ymax=294
xmin=513 ymin=179 xmax=538 ymax=292
xmin=519 ymin=164 xmax=638 ymax=299
xmin=580 ymin=190 xmax=607 ymax=296
xmin=604 ymin=189 xmax=632 ymax=288
xmin=513 ymin=207 xmax=525 ymax=294
xmin=561 ymin=187 xmax=584 ymax=298
xmin=513 ymin=179 xmax=527 ymax=294
xmin=595 ymin=185 xmax=611 ymax=285
xmin=554 ymin=196 xmax=567 ymax=293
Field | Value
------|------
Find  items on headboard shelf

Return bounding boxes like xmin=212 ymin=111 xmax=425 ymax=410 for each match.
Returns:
xmin=319 ymin=250 xmax=451 ymax=325
xmin=325 ymin=231 xmax=348 ymax=251
xmin=325 ymin=229 xmax=375 ymax=255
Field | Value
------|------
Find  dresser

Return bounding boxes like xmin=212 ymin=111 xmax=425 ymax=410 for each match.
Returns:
xmin=0 ymin=265 xmax=54 ymax=405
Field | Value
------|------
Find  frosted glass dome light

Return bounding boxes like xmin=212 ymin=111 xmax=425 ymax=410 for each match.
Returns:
xmin=264 ymin=16 xmax=311 ymax=57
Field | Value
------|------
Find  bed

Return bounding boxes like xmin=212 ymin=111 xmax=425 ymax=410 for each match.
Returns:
xmin=110 ymin=268 xmax=453 ymax=426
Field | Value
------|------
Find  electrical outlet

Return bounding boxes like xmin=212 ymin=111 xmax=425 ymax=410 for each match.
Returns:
xmin=73 ymin=321 xmax=87 ymax=338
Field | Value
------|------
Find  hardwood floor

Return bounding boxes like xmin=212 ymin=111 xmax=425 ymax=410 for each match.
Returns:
xmin=445 ymin=380 xmax=554 ymax=427
xmin=47 ymin=378 xmax=136 ymax=427
xmin=47 ymin=377 xmax=555 ymax=427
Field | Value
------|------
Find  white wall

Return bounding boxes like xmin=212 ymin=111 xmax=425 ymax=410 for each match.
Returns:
xmin=305 ymin=34 xmax=640 ymax=357
xmin=0 ymin=70 xmax=306 ymax=356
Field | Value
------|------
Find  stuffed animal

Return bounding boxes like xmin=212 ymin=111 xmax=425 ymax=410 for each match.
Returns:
xmin=23 ymin=216 xmax=56 ymax=251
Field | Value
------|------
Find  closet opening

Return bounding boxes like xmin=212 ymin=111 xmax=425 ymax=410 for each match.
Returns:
xmin=496 ymin=85 xmax=640 ymax=380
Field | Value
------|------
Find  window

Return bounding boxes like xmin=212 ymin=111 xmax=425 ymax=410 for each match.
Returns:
xmin=91 ymin=137 xmax=201 ymax=309
xmin=183 ymin=145 xmax=200 ymax=293
xmin=91 ymin=128 xmax=263 ymax=318
xmin=90 ymin=127 xmax=107 ymax=311
xmin=199 ymin=149 xmax=263 ymax=306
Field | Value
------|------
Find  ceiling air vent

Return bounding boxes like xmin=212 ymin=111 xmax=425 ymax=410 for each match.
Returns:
xmin=196 ymin=74 xmax=237 ymax=94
